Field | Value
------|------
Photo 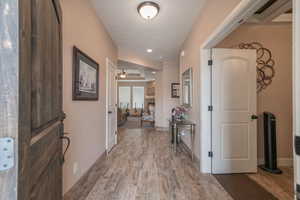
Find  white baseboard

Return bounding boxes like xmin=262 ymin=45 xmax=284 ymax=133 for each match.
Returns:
xmin=278 ymin=158 xmax=294 ymax=167
xmin=258 ymin=157 xmax=293 ymax=167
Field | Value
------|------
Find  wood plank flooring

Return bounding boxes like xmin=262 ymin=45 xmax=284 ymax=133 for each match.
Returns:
xmin=85 ymin=128 xmax=232 ymax=200
xmin=247 ymin=167 xmax=294 ymax=200
xmin=66 ymin=127 xmax=295 ymax=200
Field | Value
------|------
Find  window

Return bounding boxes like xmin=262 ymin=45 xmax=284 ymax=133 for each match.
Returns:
xmin=118 ymin=86 xmax=145 ymax=109
xmin=118 ymin=87 xmax=131 ymax=108
xmin=132 ymin=87 xmax=144 ymax=109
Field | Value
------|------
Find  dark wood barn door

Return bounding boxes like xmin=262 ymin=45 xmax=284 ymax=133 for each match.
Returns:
xmin=18 ymin=0 xmax=65 ymax=199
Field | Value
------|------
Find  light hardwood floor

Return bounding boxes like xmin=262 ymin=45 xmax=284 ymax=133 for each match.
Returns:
xmin=85 ymin=128 xmax=232 ymax=200
xmin=248 ymin=167 xmax=294 ymax=200
xmin=81 ymin=127 xmax=294 ymax=200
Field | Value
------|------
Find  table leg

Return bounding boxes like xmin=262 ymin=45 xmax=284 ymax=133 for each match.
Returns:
xmin=169 ymin=123 xmax=173 ymax=148
xmin=174 ymin=124 xmax=177 ymax=153
xmin=191 ymin=124 xmax=195 ymax=161
xmin=169 ymin=122 xmax=171 ymax=142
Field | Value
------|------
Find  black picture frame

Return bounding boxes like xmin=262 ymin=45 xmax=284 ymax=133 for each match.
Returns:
xmin=171 ymin=83 xmax=180 ymax=98
xmin=73 ymin=46 xmax=99 ymax=101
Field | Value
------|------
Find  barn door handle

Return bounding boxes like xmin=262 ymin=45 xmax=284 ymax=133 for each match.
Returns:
xmin=61 ymin=135 xmax=70 ymax=164
xmin=251 ymin=115 xmax=258 ymax=120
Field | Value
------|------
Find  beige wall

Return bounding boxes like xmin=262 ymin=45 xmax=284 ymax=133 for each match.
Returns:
xmin=217 ymin=23 xmax=293 ymax=160
xmin=118 ymin=48 xmax=162 ymax=70
xmin=155 ymin=60 xmax=180 ymax=128
xmin=61 ymin=0 xmax=117 ymax=194
xmin=180 ymin=0 xmax=242 ymax=160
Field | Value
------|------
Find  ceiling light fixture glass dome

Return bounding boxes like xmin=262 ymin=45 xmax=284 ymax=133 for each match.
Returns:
xmin=120 ymin=69 xmax=126 ymax=79
xmin=138 ymin=2 xmax=160 ymax=20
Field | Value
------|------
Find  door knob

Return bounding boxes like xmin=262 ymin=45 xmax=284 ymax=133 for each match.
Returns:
xmin=251 ymin=115 xmax=258 ymax=120
xmin=108 ymin=111 xmax=112 ymax=114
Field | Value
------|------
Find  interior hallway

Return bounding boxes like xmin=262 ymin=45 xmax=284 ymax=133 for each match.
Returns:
xmin=64 ymin=126 xmax=295 ymax=200
xmin=79 ymin=128 xmax=232 ymax=200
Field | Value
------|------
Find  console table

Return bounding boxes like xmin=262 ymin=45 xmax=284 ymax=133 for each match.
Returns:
xmin=169 ymin=119 xmax=196 ymax=160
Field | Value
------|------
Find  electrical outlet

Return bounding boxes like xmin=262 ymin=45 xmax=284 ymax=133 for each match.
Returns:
xmin=73 ymin=162 xmax=79 ymax=175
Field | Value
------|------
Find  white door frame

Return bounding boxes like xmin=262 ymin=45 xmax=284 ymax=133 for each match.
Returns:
xmin=293 ymin=0 xmax=300 ymax=197
xmin=105 ymin=58 xmax=118 ymax=152
xmin=200 ymin=0 xmax=299 ymax=197
xmin=199 ymin=0 xmax=269 ymax=173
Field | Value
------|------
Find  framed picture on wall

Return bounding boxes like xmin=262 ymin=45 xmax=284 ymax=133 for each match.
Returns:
xmin=171 ymin=83 xmax=180 ymax=98
xmin=73 ymin=46 xmax=99 ymax=101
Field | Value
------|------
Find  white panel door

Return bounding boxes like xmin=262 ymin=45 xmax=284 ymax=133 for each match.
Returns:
xmin=212 ymin=48 xmax=257 ymax=174
xmin=106 ymin=59 xmax=117 ymax=153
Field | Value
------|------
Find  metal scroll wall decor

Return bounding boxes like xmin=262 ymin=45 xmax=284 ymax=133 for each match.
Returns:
xmin=238 ymin=42 xmax=275 ymax=93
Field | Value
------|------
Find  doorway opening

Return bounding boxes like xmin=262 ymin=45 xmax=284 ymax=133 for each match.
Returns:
xmin=200 ymin=0 xmax=296 ymax=199
xmin=106 ymin=58 xmax=118 ymax=153
xmin=116 ymin=60 xmax=156 ymax=132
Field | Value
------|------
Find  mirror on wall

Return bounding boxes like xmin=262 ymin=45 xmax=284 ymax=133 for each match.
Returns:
xmin=182 ymin=68 xmax=192 ymax=108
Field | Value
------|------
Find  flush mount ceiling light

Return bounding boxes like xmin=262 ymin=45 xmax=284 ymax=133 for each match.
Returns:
xmin=138 ymin=1 xmax=160 ymax=20
xmin=147 ymin=49 xmax=153 ymax=53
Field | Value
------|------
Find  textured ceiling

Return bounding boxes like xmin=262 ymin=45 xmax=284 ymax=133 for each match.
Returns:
xmin=90 ymin=0 xmax=206 ymax=62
